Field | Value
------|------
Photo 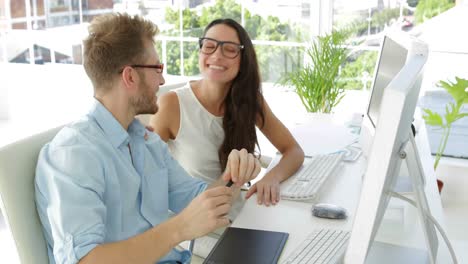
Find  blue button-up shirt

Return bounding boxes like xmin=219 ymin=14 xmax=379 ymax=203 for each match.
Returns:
xmin=35 ymin=99 xmax=207 ymax=264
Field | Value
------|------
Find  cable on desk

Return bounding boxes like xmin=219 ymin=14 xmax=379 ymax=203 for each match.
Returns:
xmin=389 ymin=191 xmax=458 ymax=264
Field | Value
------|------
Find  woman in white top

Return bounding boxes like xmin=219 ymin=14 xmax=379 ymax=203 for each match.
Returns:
xmin=150 ymin=18 xmax=304 ymax=207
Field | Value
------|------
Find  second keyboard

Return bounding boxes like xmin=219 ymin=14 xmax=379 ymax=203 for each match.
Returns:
xmin=281 ymin=153 xmax=344 ymax=201
xmin=281 ymin=228 xmax=350 ymax=264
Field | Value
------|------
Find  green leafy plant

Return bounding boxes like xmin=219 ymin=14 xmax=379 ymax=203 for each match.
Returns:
xmin=280 ymin=29 xmax=350 ymax=113
xmin=422 ymin=77 xmax=468 ymax=170
xmin=337 ymin=50 xmax=378 ymax=90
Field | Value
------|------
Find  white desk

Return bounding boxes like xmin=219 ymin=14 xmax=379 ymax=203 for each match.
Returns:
xmin=232 ymin=115 xmax=448 ymax=263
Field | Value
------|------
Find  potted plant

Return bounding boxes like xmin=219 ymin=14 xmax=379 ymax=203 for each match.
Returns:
xmin=422 ymin=77 xmax=468 ymax=193
xmin=280 ymin=29 xmax=350 ymax=113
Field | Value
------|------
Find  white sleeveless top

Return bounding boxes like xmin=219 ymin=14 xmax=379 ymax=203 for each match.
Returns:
xmin=169 ymin=83 xmax=246 ymax=257
xmin=168 ymin=82 xmax=245 ymax=222
xmin=168 ymin=83 xmax=224 ymax=183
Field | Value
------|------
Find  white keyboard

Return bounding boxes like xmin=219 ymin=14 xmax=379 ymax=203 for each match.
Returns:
xmin=282 ymin=228 xmax=350 ymax=264
xmin=281 ymin=153 xmax=344 ymax=201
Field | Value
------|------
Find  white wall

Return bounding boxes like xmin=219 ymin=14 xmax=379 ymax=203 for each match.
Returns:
xmin=421 ymin=52 xmax=468 ymax=93
xmin=0 ymin=63 xmax=94 ymax=147
xmin=0 ymin=63 xmax=190 ymax=147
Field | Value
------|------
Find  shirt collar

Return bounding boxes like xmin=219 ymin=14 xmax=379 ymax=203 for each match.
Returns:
xmin=88 ymin=98 xmax=146 ymax=148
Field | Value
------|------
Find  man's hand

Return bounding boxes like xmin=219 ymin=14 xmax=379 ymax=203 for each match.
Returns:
xmin=222 ymin=149 xmax=261 ymax=187
xmin=245 ymin=173 xmax=280 ymax=206
xmin=176 ymin=186 xmax=233 ymax=241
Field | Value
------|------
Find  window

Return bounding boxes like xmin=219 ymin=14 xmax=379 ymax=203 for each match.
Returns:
xmin=0 ymin=0 xmax=328 ymax=78
xmin=333 ymin=0 xmax=415 ymax=90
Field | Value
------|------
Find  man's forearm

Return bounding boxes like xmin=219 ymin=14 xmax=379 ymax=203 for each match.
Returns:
xmin=79 ymin=216 xmax=184 ymax=264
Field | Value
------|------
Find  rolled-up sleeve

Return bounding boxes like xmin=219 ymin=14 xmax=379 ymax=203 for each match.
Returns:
xmin=35 ymin=142 xmax=107 ymax=264
xmin=160 ymin=142 xmax=207 ymax=213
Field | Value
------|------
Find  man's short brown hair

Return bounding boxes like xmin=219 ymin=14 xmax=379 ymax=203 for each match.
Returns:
xmin=83 ymin=13 xmax=159 ymax=92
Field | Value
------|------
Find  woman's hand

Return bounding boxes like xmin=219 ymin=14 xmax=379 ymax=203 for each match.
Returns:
xmin=223 ymin=149 xmax=261 ymax=187
xmin=245 ymin=173 xmax=281 ymax=206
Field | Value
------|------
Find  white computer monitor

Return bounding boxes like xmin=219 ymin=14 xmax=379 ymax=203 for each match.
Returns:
xmin=360 ymin=34 xmax=410 ymax=157
xmin=345 ymin=37 xmax=439 ymax=263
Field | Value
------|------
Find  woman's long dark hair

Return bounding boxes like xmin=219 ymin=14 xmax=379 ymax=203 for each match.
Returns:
xmin=201 ymin=18 xmax=265 ymax=171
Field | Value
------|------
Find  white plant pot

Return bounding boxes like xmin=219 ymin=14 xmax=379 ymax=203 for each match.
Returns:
xmin=436 ymin=158 xmax=468 ymax=204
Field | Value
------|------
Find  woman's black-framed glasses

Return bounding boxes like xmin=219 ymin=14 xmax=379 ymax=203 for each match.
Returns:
xmin=118 ymin=64 xmax=164 ymax=74
xmin=199 ymin=37 xmax=244 ymax=59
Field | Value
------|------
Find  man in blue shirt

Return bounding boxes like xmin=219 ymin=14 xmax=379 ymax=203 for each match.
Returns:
xmin=35 ymin=13 xmax=261 ymax=264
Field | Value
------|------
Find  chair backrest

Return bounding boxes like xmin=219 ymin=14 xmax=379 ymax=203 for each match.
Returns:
xmin=0 ymin=126 xmax=62 ymax=264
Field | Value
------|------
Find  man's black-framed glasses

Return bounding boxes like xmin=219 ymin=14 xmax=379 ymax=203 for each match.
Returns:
xmin=119 ymin=63 xmax=164 ymax=73
xmin=199 ymin=37 xmax=244 ymax=59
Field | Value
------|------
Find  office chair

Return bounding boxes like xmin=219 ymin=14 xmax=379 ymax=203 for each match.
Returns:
xmin=0 ymin=126 xmax=62 ymax=264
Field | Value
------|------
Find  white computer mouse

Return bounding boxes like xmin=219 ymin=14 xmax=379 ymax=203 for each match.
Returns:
xmin=312 ymin=203 xmax=348 ymax=220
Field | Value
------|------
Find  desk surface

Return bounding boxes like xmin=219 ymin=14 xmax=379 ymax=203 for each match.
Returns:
xmin=233 ymin=114 xmax=448 ymax=263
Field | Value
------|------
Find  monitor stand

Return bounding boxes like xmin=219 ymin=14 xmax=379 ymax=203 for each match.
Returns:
xmin=402 ymin=133 xmax=439 ymax=263
xmin=367 ymin=133 xmax=439 ymax=264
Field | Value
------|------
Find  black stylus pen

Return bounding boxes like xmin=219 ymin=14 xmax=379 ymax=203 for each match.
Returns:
xmin=226 ymin=180 xmax=234 ymax=187
xmin=226 ymin=180 xmax=252 ymax=188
